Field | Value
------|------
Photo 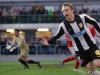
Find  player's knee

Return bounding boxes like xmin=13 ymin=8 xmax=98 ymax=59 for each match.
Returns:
xmin=94 ymin=62 xmax=100 ymax=67
xmin=86 ymin=63 xmax=92 ymax=68
xmin=93 ymin=59 xmax=100 ymax=67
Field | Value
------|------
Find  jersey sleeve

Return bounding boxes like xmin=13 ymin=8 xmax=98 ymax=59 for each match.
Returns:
xmin=48 ymin=23 xmax=65 ymax=44
xmin=84 ymin=14 xmax=100 ymax=33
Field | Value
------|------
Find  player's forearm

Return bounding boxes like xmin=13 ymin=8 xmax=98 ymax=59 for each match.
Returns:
xmin=48 ymin=36 xmax=58 ymax=44
xmin=48 ymin=28 xmax=64 ymax=44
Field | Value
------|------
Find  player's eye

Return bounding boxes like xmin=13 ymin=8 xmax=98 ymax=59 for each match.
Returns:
xmin=62 ymin=9 xmax=68 ymax=13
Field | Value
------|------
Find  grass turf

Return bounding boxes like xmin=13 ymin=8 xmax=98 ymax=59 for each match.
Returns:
xmin=0 ymin=60 xmax=87 ymax=75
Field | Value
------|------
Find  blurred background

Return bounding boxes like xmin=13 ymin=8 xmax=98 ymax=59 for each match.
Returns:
xmin=0 ymin=0 xmax=100 ymax=56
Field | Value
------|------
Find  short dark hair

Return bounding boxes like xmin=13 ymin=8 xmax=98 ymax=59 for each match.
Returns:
xmin=14 ymin=29 xmax=20 ymax=32
xmin=62 ymin=3 xmax=73 ymax=10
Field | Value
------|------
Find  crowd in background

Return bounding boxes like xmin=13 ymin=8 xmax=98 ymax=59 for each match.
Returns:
xmin=0 ymin=5 xmax=100 ymax=23
xmin=0 ymin=5 xmax=48 ymax=16
xmin=0 ymin=5 xmax=100 ymax=16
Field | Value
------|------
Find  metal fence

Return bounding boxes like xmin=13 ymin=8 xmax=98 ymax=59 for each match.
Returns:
xmin=0 ymin=14 xmax=64 ymax=24
xmin=0 ymin=44 xmax=70 ymax=55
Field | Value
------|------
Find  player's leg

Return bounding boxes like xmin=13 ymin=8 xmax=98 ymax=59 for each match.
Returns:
xmin=85 ymin=62 xmax=100 ymax=75
xmin=62 ymin=55 xmax=76 ymax=65
xmin=74 ymin=59 xmax=80 ymax=70
xmin=93 ymin=49 xmax=100 ymax=67
xmin=93 ymin=59 xmax=100 ymax=67
xmin=78 ymin=49 xmax=100 ymax=75
xmin=61 ymin=47 xmax=76 ymax=65
xmin=91 ymin=49 xmax=100 ymax=75
xmin=18 ymin=55 xmax=29 ymax=69
xmin=73 ymin=54 xmax=81 ymax=70
xmin=85 ymin=62 xmax=95 ymax=75
xmin=79 ymin=58 xmax=96 ymax=75
xmin=27 ymin=59 xmax=41 ymax=68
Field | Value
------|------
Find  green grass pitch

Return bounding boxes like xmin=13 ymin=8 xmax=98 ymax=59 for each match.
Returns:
xmin=0 ymin=60 xmax=88 ymax=75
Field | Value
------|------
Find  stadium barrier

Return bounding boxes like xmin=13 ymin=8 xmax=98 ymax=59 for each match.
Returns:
xmin=0 ymin=44 xmax=70 ymax=55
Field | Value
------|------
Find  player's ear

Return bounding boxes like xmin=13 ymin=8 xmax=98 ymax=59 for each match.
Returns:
xmin=72 ymin=7 xmax=75 ymax=13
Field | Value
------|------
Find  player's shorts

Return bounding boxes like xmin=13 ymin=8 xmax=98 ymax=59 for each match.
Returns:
xmin=75 ymin=44 xmax=100 ymax=67
xmin=18 ymin=54 xmax=28 ymax=60
xmin=18 ymin=49 xmax=28 ymax=61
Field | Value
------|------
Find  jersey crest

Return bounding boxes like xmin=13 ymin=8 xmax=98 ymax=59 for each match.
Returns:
xmin=78 ymin=23 xmax=84 ymax=29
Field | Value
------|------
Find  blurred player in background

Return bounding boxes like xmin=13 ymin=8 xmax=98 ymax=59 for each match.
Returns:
xmin=8 ymin=29 xmax=41 ymax=69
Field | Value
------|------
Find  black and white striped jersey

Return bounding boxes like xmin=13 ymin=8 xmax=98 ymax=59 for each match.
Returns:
xmin=49 ymin=14 xmax=100 ymax=51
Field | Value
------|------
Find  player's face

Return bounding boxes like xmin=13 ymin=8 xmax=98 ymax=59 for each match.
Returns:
xmin=62 ymin=6 xmax=74 ymax=19
xmin=15 ymin=31 xmax=19 ymax=37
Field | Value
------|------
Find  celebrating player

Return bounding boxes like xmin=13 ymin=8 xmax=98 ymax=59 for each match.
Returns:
xmin=43 ymin=3 xmax=100 ymax=75
xmin=61 ymin=24 xmax=96 ymax=71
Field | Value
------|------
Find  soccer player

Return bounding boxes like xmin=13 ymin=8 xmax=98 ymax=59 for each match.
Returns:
xmin=43 ymin=3 xmax=100 ymax=75
xmin=61 ymin=24 xmax=96 ymax=71
xmin=10 ymin=29 xmax=41 ymax=69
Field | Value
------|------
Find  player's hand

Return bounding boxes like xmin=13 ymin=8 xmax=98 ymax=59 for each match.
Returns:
xmin=41 ymin=37 xmax=49 ymax=46
xmin=43 ymin=41 xmax=49 ymax=46
xmin=10 ymin=47 xmax=16 ymax=52
xmin=6 ymin=45 xmax=12 ymax=50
